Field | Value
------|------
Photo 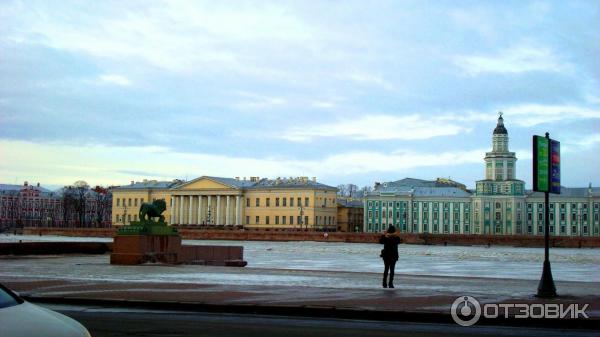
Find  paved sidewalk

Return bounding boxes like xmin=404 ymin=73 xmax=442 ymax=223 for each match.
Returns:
xmin=2 ymin=272 xmax=599 ymax=328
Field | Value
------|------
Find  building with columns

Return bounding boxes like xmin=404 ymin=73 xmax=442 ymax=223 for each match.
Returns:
xmin=112 ymin=176 xmax=338 ymax=230
xmin=364 ymin=114 xmax=600 ymax=237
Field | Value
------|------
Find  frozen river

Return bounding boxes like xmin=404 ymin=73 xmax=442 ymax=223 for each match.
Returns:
xmin=1 ymin=234 xmax=598 ymax=284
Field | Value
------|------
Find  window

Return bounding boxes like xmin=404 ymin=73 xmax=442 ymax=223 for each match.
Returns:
xmin=368 ymin=211 xmax=372 ymax=218
xmin=282 ymin=216 xmax=286 ymax=225
xmin=496 ymin=212 xmax=501 ymax=221
xmin=561 ymin=213 xmax=565 ymax=221
xmin=290 ymin=216 xmax=293 ymax=225
xmin=560 ymin=203 xmax=565 ymax=209
xmin=298 ymin=216 xmax=302 ymax=225
xmin=255 ymin=216 xmax=259 ymax=224
xmin=538 ymin=203 xmax=543 ymax=210
xmin=246 ymin=198 xmax=250 ymax=207
xmin=134 ymin=199 xmax=138 ymax=207
xmin=246 ymin=216 xmax=249 ymax=225
xmin=256 ymin=198 xmax=260 ymax=207
xmin=305 ymin=216 xmax=309 ymax=226
xmin=266 ymin=198 xmax=270 ymax=207
xmin=433 ymin=212 xmax=438 ymax=220
xmin=572 ymin=213 xmax=576 ymax=221
xmin=128 ymin=198 xmax=132 ymax=206
xmin=550 ymin=213 xmax=554 ymax=221
xmin=527 ymin=213 xmax=532 ymax=221
xmin=276 ymin=198 xmax=280 ymax=207
xmin=538 ymin=213 xmax=543 ymax=221
xmin=298 ymin=197 xmax=302 ymax=207
xmin=388 ymin=210 xmax=392 ymax=217
xmin=290 ymin=198 xmax=294 ymax=207
xmin=368 ymin=201 xmax=373 ymax=207
xmin=496 ymin=202 xmax=501 ymax=209
xmin=266 ymin=216 xmax=270 ymax=225
xmin=583 ymin=214 xmax=588 ymax=221
xmin=305 ymin=198 xmax=309 ymax=207
xmin=275 ymin=216 xmax=279 ymax=224
xmin=116 ymin=199 xmax=120 ymax=206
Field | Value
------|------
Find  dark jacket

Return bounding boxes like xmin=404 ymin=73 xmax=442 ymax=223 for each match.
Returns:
xmin=379 ymin=234 xmax=401 ymax=261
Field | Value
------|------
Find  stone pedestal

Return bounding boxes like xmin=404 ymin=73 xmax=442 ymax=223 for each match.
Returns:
xmin=110 ymin=234 xmax=182 ymax=265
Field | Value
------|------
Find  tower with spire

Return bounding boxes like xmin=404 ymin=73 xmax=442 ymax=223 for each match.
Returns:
xmin=475 ymin=112 xmax=525 ymax=196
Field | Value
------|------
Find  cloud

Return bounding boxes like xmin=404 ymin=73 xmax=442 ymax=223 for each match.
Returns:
xmin=99 ymin=74 xmax=131 ymax=86
xmin=503 ymin=104 xmax=600 ymax=126
xmin=231 ymin=91 xmax=286 ymax=110
xmin=0 ymin=139 xmax=486 ymax=186
xmin=454 ymin=45 xmax=571 ymax=76
xmin=281 ymin=114 xmax=470 ymax=142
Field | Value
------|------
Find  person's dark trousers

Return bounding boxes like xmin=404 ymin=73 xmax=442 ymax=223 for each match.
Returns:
xmin=383 ymin=259 xmax=396 ymax=288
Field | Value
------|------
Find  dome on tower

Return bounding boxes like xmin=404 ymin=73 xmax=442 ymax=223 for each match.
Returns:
xmin=493 ymin=112 xmax=507 ymax=135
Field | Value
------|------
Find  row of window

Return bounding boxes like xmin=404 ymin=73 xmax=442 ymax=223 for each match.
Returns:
xmin=116 ymin=214 xmax=139 ymax=222
xmin=247 ymin=197 xmax=311 ymax=208
xmin=242 ymin=215 xmax=335 ymax=226
xmin=115 ymin=198 xmax=145 ymax=207
xmin=526 ymin=212 xmax=599 ymax=222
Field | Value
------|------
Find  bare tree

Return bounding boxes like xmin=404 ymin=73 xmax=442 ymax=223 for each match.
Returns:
xmin=61 ymin=187 xmax=76 ymax=227
xmin=73 ymin=181 xmax=90 ymax=227
xmin=91 ymin=186 xmax=112 ymax=227
xmin=336 ymin=184 xmax=349 ymax=197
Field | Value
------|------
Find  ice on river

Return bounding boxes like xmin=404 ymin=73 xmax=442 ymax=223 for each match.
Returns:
xmin=1 ymin=234 xmax=598 ymax=283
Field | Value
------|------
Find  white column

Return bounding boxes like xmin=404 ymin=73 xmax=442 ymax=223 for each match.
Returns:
xmin=198 ymin=195 xmax=203 ymax=224
xmin=216 ymin=195 xmax=221 ymax=225
xmin=179 ymin=195 xmax=184 ymax=225
xmin=170 ymin=197 xmax=175 ymax=224
xmin=236 ymin=195 xmax=241 ymax=226
xmin=226 ymin=196 xmax=231 ymax=226
xmin=188 ymin=195 xmax=193 ymax=225
xmin=207 ymin=195 xmax=212 ymax=224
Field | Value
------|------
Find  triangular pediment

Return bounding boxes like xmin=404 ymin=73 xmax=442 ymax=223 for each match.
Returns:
xmin=173 ymin=176 xmax=238 ymax=191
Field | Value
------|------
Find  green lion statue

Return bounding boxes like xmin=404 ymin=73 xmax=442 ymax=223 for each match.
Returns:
xmin=138 ymin=199 xmax=167 ymax=223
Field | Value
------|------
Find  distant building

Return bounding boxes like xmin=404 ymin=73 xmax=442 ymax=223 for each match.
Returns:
xmin=364 ymin=114 xmax=600 ymax=236
xmin=0 ymin=182 xmax=112 ymax=229
xmin=336 ymin=198 xmax=364 ymax=232
xmin=112 ymin=176 xmax=338 ymax=230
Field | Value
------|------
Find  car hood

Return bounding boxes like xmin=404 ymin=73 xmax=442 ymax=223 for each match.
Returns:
xmin=0 ymin=301 xmax=90 ymax=337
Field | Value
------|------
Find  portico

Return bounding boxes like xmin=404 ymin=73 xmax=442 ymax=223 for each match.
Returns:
xmin=170 ymin=177 xmax=244 ymax=226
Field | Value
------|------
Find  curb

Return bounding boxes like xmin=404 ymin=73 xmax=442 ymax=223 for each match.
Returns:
xmin=23 ymin=295 xmax=599 ymax=330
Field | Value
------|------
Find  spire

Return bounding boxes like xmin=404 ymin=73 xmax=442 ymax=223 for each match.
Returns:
xmin=493 ymin=111 xmax=507 ymax=135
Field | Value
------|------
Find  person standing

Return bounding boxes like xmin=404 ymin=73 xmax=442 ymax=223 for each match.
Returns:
xmin=379 ymin=225 xmax=401 ymax=288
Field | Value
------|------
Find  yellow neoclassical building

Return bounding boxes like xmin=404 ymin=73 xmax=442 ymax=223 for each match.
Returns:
xmin=112 ymin=176 xmax=338 ymax=230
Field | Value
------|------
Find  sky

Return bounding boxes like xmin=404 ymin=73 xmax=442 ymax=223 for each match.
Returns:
xmin=1 ymin=0 xmax=599 ymax=189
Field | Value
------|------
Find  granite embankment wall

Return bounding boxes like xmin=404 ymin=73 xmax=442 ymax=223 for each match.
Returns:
xmin=21 ymin=227 xmax=600 ymax=248
xmin=0 ymin=241 xmax=112 ymax=255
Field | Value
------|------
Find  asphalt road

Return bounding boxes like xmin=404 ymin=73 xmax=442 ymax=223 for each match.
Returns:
xmin=40 ymin=304 xmax=598 ymax=337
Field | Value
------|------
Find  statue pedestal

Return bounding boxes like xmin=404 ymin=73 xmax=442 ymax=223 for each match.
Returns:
xmin=110 ymin=234 xmax=182 ymax=265
xmin=110 ymin=221 xmax=247 ymax=266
